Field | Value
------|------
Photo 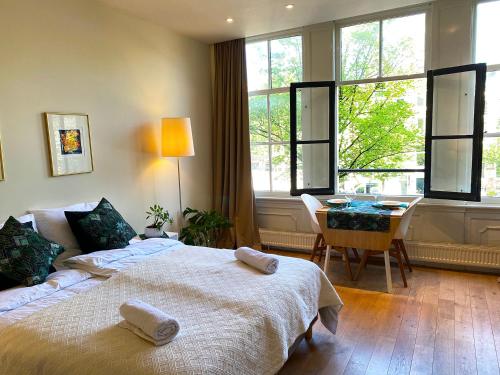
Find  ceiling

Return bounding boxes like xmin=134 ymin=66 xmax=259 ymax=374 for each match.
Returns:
xmin=98 ymin=0 xmax=430 ymax=44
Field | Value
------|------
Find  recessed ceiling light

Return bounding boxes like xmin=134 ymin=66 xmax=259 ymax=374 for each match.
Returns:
xmin=285 ymin=4 xmax=294 ymax=9
xmin=226 ymin=17 xmax=234 ymax=23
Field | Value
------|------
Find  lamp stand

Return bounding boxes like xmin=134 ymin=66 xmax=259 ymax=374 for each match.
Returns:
xmin=177 ymin=157 xmax=183 ymax=229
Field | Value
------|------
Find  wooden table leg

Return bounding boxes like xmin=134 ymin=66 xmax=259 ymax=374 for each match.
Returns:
xmin=384 ymin=250 xmax=393 ymax=293
xmin=323 ymin=245 xmax=331 ymax=273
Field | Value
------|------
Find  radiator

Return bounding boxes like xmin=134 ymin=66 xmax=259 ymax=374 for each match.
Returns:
xmin=259 ymin=229 xmax=316 ymax=250
xmin=405 ymin=241 xmax=500 ymax=269
xmin=259 ymin=229 xmax=500 ymax=270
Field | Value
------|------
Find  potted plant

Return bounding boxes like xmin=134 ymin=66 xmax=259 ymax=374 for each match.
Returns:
xmin=179 ymin=207 xmax=231 ymax=247
xmin=145 ymin=204 xmax=173 ymax=238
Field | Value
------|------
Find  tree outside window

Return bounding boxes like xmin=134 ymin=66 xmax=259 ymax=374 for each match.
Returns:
xmin=247 ymin=36 xmax=302 ymax=192
xmin=337 ymin=13 xmax=427 ymax=195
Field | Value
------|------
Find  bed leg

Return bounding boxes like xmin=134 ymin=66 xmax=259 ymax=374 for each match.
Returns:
xmin=305 ymin=314 xmax=318 ymax=341
xmin=305 ymin=324 xmax=313 ymax=341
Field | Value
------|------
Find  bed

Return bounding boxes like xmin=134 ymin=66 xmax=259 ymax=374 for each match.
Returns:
xmin=0 ymin=238 xmax=343 ymax=375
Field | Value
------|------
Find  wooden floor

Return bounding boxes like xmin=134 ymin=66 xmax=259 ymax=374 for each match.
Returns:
xmin=272 ymin=250 xmax=500 ymax=375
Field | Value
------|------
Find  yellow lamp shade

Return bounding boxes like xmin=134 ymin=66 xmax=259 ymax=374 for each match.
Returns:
xmin=161 ymin=117 xmax=195 ymax=157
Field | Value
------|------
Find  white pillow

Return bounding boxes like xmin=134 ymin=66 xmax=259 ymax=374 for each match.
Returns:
xmin=29 ymin=202 xmax=98 ymax=250
xmin=0 ymin=214 xmax=38 ymax=232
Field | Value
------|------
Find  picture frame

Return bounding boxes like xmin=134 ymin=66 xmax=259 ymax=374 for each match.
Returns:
xmin=44 ymin=112 xmax=94 ymax=177
xmin=0 ymin=134 xmax=4 ymax=181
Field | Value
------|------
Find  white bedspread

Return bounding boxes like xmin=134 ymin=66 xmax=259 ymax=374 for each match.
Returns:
xmin=0 ymin=244 xmax=343 ymax=375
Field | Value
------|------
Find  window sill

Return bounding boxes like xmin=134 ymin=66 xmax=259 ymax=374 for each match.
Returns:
xmin=255 ymin=194 xmax=500 ymax=209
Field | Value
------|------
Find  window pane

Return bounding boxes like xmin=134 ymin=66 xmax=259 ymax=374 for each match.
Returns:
xmin=338 ymin=171 xmax=424 ymax=195
xmin=476 ymin=1 xmax=500 ymax=65
xmin=296 ymin=86 xmax=330 ymax=141
xmin=338 ymin=79 xmax=426 ymax=171
xmin=482 ymin=137 xmax=500 ymax=197
xmin=269 ymin=93 xmax=290 ymax=142
xmin=246 ymin=41 xmax=268 ymax=91
xmin=271 ymin=36 xmax=302 ymax=88
xmin=250 ymin=144 xmax=270 ymax=191
xmin=297 ymin=143 xmax=329 ymax=190
xmin=249 ymin=95 xmax=268 ymax=142
xmin=432 ymin=71 xmax=476 ymax=136
xmin=341 ymin=21 xmax=380 ymax=81
xmin=271 ymin=144 xmax=290 ymax=191
xmin=430 ymin=139 xmax=473 ymax=193
xmin=382 ymin=14 xmax=425 ymax=76
xmin=484 ymin=71 xmax=500 ymax=134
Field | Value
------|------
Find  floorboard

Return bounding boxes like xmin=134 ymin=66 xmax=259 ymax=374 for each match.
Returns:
xmin=271 ymin=250 xmax=500 ymax=375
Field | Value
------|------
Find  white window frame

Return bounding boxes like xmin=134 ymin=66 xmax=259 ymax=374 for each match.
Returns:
xmin=474 ymin=0 xmax=500 ymax=201
xmin=247 ymin=31 xmax=304 ymax=194
xmin=333 ymin=5 xmax=432 ymax=195
xmin=334 ymin=5 xmax=432 ymax=86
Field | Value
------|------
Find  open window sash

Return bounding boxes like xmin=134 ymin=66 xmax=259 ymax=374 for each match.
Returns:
xmin=424 ymin=63 xmax=486 ymax=201
xmin=290 ymin=81 xmax=336 ymax=196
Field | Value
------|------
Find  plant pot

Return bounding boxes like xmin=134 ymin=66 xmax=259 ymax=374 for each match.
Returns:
xmin=144 ymin=227 xmax=163 ymax=238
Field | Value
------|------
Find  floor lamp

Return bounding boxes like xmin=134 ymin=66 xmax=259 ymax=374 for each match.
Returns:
xmin=161 ymin=117 xmax=195 ymax=227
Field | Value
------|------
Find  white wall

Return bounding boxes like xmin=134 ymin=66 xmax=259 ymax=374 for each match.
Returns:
xmin=0 ymin=0 xmax=212 ymax=231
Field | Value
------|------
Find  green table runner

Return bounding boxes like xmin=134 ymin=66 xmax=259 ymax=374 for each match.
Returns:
xmin=326 ymin=200 xmax=408 ymax=232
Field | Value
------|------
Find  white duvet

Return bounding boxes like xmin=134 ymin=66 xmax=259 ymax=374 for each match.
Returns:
xmin=0 ymin=239 xmax=343 ymax=375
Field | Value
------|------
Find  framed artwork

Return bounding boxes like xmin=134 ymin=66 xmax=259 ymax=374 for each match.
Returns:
xmin=0 ymin=134 xmax=4 ymax=181
xmin=44 ymin=113 xmax=94 ymax=177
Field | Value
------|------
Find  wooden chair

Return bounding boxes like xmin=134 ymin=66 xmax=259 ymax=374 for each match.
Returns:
xmin=354 ymin=197 xmax=422 ymax=287
xmin=301 ymin=194 xmax=359 ymax=280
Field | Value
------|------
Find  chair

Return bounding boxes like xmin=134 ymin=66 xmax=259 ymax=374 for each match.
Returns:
xmin=354 ymin=197 xmax=422 ymax=287
xmin=391 ymin=197 xmax=422 ymax=273
xmin=301 ymin=194 xmax=359 ymax=280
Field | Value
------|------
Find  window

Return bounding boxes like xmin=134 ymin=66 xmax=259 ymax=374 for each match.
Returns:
xmin=476 ymin=0 xmax=500 ymax=197
xmin=424 ymin=64 xmax=486 ymax=201
xmin=336 ymin=12 xmax=427 ymax=196
xmin=290 ymin=81 xmax=336 ymax=195
xmin=246 ymin=36 xmax=303 ymax=192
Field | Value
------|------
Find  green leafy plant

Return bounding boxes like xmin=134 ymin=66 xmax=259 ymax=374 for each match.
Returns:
xmin=146 ymin=204 xmax=173 ymax=230
xmin=179 ymin=207 xmax=232 ymax=247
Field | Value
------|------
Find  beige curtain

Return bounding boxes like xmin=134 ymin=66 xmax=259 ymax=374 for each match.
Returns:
xmin=212 ymin=38 xmax=260 ymax=248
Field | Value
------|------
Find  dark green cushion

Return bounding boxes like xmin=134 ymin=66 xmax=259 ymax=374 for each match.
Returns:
xmin=0 ymin=217 xmax=65 ymax=287
xmin=64 ymin=210 xmax=92 ymax=251
xmin=67 ymin=198 xmax=136 ymax=252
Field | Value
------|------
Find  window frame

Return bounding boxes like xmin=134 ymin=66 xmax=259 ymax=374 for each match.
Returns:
xmin=247 ymin=32 xmax=304 ymax=194
xmin=290 ymin=81 xmax=336 ymax=196
xmin=473 ymin=0 xmax=500 ymax=200
xmin=424 ymin=63 xmax=487 ymax=201
xmin=334 ymin=5 xmax=432 ymax=86
xmin=333 ymin=6 xmax=431 ymax=195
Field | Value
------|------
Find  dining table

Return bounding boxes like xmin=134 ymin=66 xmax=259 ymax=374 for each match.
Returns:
xmin=315 ymin=200 xmax=411 ymax=293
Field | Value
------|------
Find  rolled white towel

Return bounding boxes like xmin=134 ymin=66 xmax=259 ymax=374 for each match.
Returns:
xmin=235 ymin=247 xmax=279 ymax=274
xmin=119 ymin=299 xmax=180 ymax=346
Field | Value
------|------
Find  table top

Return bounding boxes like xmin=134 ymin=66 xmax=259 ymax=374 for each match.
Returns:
xmin=316 ymin=201 xmax=408 ymax=218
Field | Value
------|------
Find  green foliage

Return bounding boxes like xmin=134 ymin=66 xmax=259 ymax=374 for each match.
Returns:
xmin=483 ymin=139 xmax=500 ymax=175
xmin=146 ymin=204 xmax=173 ymax=230
xmin=179 ymin=207 xmax=232 ymax=247
xmin=338 ymin=80 xmax=424 ymax=179
xmin=483 ymin=139 xmax=500 ymax=196
xmin=270 ymin=36 xmax=302 ymax=89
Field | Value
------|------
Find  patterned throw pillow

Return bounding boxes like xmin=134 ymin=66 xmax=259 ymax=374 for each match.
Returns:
xmin=0 ymin=217 xmax=65 ymax=287
xmin=70 ymin=198 xmax=137 ymax=251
